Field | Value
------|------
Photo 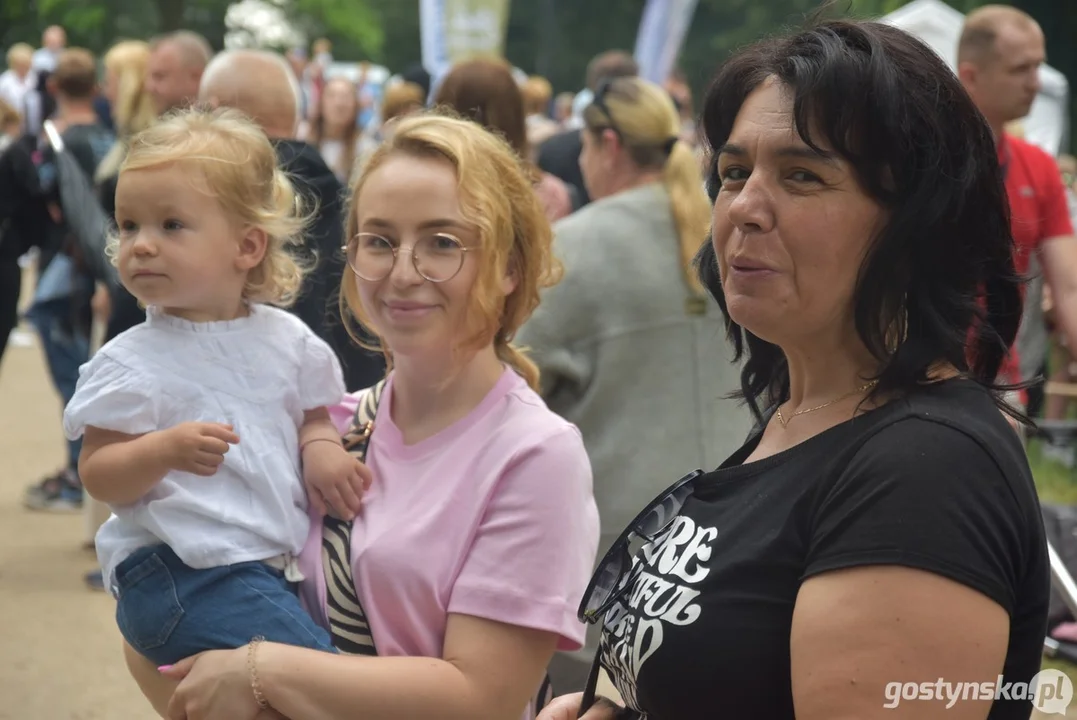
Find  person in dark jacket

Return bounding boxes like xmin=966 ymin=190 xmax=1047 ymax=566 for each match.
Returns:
xmin=198 ymin=49 xmax=385 ymax=390
xmin=0 ymin=132 xmax=47 ymax=368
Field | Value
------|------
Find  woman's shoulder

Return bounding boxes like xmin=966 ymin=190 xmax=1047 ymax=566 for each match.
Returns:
xmin=494 ymin=372 xmax=587 ymax=449
xmin=556 ymin=184 xmax=671 ymax=248
xmin=890 ymin=379 xmax=1020 ymax=443
xmin=841 ymin=380 xmax=1034 ymax=499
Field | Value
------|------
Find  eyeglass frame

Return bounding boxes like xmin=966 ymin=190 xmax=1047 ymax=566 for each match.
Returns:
xmin=342 ymin=231 xmax=474 ymax=283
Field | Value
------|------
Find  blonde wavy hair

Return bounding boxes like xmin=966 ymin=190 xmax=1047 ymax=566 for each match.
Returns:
xmin=96 ymin=40 xmax=158 ymax=182
xmin=584 ymin=76 xmax=710 ymax=297
xmin=341 ymin=112 xmax=562 ymax=390
xmin=111 ymin=107 xmax=311 ymax=306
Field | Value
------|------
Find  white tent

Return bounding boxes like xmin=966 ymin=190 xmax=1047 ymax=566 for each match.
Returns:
xmin=882 ymin=0 xmax=1069 ymax=156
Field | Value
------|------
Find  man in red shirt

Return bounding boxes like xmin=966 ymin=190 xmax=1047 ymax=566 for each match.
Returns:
xmin=958 ymin=6 xmax=1077 ymax=407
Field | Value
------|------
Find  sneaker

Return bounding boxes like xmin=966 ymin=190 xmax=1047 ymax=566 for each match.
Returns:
xmin=23 ymin=469 xmax=83 ymax=512
xmin=84 ymin=569 xmax=105 ymax=592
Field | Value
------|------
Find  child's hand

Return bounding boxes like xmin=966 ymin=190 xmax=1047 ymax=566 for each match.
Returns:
xmin=161 ymin=422 xmax=240 ymax=476
xmin=302 ymin=441 xmax=370 ymax=520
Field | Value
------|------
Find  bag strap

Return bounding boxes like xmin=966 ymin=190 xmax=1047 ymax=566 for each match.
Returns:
xmin=321 ymin=379 xmax=386 ymax=655
xmin=341 ymin=379 xmax=386 ymax=457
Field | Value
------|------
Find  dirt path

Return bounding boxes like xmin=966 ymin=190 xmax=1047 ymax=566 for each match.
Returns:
xmin=0 ymin=318 xmax=154 ymax=720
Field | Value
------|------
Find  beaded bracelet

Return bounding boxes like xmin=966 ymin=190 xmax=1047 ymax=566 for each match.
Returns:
xmin=248 ymin=636 xmax=269 ymax=709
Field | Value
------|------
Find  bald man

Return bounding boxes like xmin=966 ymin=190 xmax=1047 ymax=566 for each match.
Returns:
xmin=958 ymin=6 xmax=1077 ymax=415
xmin=146 ymin=30 xmax=212 ymax=116
xmin=199 ymin=49 xmax=386 ymax=390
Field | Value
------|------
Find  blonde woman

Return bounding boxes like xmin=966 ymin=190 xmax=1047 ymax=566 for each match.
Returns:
xmin=515 ymin=76 xmax=751 ymax=692
xmin=0 ymin=43 xmax=34 ymax=122
xmin=123 ymin=113 xmax=600 ymax=720
xmin=89 ymin=38 xmax=158 ymax=354
xmin=95 ymin=40 xmax=158 ymax=184
xmin=92 ymin=39 xmax=165 ymax=381
xmin=64 ymin=108 xmax=361 ymax=661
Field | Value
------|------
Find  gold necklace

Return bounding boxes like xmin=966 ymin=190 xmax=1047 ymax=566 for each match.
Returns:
xmin=775 ymin=380 xmax=878 ymax=428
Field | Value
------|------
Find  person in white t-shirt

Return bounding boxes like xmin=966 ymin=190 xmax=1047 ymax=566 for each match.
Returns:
xmin=62 ymin=107 xmax=366 ymax=667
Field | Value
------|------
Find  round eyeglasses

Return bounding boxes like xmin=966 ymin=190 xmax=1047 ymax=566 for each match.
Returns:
xmin=344 ymin=232 xmax=472 ymax=283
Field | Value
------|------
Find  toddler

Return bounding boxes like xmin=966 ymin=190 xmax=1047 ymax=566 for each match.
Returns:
xmin=63 ymin=107 xmax=365 ymax=666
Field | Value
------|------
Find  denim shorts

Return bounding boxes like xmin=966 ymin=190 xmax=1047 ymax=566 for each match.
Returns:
xmin=114 ymin=543 xmax=337 ymax=667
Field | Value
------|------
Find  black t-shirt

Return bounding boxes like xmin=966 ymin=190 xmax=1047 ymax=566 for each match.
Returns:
xmin=598 ymin=379 xmax=1049 ymax=719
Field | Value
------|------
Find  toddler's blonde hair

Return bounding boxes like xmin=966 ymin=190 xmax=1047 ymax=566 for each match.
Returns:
xmin=112 ymin=107 xmax=312 ymax=306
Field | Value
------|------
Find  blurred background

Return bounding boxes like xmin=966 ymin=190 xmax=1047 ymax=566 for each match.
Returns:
xmin=0 ymin=0 xmax=1073 ymax=150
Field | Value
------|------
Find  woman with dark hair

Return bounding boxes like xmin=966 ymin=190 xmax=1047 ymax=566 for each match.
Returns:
xmin=540 ymin=17 xmax=1049 ymax=720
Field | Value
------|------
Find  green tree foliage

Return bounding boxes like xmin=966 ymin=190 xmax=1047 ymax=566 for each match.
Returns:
xmin=0 ymin=0 xmax=381 ymax=57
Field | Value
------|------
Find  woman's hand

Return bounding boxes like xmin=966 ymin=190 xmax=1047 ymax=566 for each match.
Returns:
xmin=537 ymin=693 xmax=625 ymax=720
xmin=161 ymin=648 xmax=262 ymax=720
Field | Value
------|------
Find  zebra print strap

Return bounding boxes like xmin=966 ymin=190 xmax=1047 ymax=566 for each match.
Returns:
xmin=321 ymin=380 xmax=386 ymax=656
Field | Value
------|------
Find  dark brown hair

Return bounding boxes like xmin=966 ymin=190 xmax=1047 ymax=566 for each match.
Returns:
xmin=697 ymin=18 xmax=1024 ymax=423
xmin=53 ymin=48 xmax=98 ymax=100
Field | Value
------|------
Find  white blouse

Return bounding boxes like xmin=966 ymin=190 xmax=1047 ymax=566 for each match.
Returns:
xmin=63 ymin=304 xmax=345 ymax=592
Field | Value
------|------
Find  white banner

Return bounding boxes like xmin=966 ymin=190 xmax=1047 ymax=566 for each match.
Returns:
xmin=634 ymin=0 xmax=700 ymax=85
xmin=420 ymin=0 xmax=512 ymax=83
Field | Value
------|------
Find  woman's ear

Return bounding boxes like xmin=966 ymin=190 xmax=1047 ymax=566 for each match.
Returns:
xmin=235 ymin=227 xmax=268 ymax=271
xmin=501 ymin=262 xmax=519 ymax=297
xmin=601 ymin=127 xmax=622 ymax=155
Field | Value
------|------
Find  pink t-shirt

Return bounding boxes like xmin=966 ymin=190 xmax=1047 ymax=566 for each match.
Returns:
xmin=298 ymin=367 xmax=600 ymax=707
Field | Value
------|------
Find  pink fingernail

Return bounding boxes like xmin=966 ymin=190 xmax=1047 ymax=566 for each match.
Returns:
xmin=157 ymin=665 xmax=173 ymax=673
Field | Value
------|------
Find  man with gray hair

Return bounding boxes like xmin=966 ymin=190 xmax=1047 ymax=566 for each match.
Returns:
xmin=146 ymin=30 xmax=212 ymax=115
xmin=199 ymin=49 xmax=385 ymax=390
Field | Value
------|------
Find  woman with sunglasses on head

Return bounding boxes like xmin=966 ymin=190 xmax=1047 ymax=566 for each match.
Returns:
xmin=517 ymin=75 xmax=751 ymax=694
xmin=541 ymin=17 xmax=1049 ymax=720
xmin=123 ymin=113 xmax=600 ymax=720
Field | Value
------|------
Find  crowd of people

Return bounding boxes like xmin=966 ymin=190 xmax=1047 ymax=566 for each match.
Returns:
xmin=0 ymin=4 xmax=1075 ymax=719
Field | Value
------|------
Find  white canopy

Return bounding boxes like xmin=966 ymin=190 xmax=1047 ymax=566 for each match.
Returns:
xmin=882 ymin=0 xmax=1069 ymax=156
